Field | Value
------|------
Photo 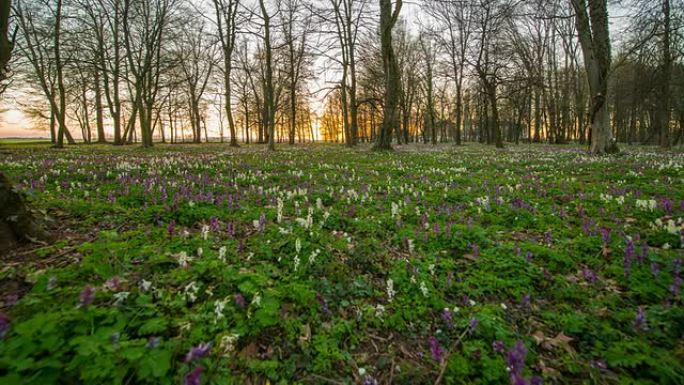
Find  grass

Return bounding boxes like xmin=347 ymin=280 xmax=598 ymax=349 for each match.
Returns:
xmin=0 ymin=143 xmax=683 ymax=384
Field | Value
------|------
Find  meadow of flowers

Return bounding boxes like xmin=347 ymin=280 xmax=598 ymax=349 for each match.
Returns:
xmin=1 ymin=144 xmax=683 ymax=384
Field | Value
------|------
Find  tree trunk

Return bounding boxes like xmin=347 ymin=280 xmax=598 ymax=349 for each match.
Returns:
xmin=0 ymin=0 xmax=11 ymax=84
xmin=571 ymin=0 xmax=618 ymax=154
xmin=0 ymin=172 xmax=51 ymax=252
xmin=657 ymin=0 xmax=671 ymax=148
xmin=94 ymin=69 xmax=107 ymax=143
xmin=374 ymin=0 xmax=402 ymax=151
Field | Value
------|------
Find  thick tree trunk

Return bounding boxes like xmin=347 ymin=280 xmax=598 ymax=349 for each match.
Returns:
xmin=374 ymin=0 xmax=402 ymax=151
xmin=0 ymin=172 xmax=51 ymax=252
xmin=571 ymin=0 xmax=618 ymax=154
xmin=0 ymin=0 xmax=10 ymax=83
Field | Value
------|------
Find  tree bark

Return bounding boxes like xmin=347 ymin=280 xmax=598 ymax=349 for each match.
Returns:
xmin=374 ymin=0 xmax=402 ymax=151
xmin=0 ymin=172 xmax=51 ymax=252
xmin=571 ymin=0 xmax=618 ymax=154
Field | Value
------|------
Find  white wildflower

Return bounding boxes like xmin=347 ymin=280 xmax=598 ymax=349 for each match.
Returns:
xmin=218 ymin=246 xmax=227 ymax=262
xmin=251 ymin=293 xmax=261 ymax=307
xmin=139 ymin=279 xmax=152 ymax=292
xmin=219 ymin=334 xmax=240 ymax=357
xmin=176 ymin=251 xmax=193 ymax=268
xmin=309 ymin=249 xmax=320 ymax=264
xmin=386 ymin=279 xmax=396 ymax=302
xmin=419 ymin=281 xmax=429 ymax=297
xmin=184 ymin=281 xmax=199 ymax=303
xmin=113 ymin=291 xmax=129 ymax=306
xmin=636 ymin=199 xmax=657 ymax=211
xmin=201 ymin=225 xmax=210 ymax=240
xmin=277 ymin=197 xmax=284 ymax=223
xmin=214 ymin=298 xmax=229 ymax=322
xmin=391 ymin=201 xmax=400 ymax=218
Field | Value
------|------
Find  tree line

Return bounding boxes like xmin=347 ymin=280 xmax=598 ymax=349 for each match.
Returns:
xmin=3 ymin=0 xmax=683 ymax=153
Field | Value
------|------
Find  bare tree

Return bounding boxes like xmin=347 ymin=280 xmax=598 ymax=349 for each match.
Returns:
xmin=425 ymin=0 xmax=473 ymax=145
xmin=213 ymin=0 xmax=241 ymax=146
xmin=419 ymin=29 xmax=437 ymax=145
xmin=257 ymin=0 xmax=276 ymax=150
xmin=14 ymin=0 xmax=75 ymax=146
xmin=175 ymin=19 xmax=217 ymax=143
xmin=280 ymin=0 xmax=312 ymax=145
xmin=122 ymin=0 xmax=175 ymax=147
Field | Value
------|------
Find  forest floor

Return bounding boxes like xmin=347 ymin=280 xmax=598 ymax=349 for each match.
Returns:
xmin=1 ymin=143 xmax=683 ymax=385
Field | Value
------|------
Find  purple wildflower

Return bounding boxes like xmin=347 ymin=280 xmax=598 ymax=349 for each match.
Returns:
xmin=582 ymin=267 xmax=598 ymax=284
xmin=258 ymin=213 xmax=266 ymax=231
xmin=167 ymin=220 xmax=176 ymax=236
xmin=429 ymin=336 xmax=443 ymax=362
xmin=651 ymin=262 xmax=661 ymax=277
xmin=624 ymin=238 xmax=635 ymax=277
xmin=544 ymin=231 xmax=553 ymax=245
xmin=184 ymin=367 xmax=203 ymax=385
xmin=674 ymin=259 xmax=682 ymax=276
xmin=104 ymin=276 xmax=122 ymax=291
xmin=640 ymin=242 xmax=650 ymax=262
xmin=600 ymin=228 xmax=611 ymax=245
xmin=468 ymin=317 xmax=478 ymax=335
xmin=526 ymin=251 xmax=533 ymax=262
xmin=506 ymin=341 xmax=527 ymax=379
xmin=660 ymin=198 xmax=673 ymax=214
xmin=234 ymin=293 xmax=246 ymax=308
xmin=582 ymin=219 xmax=591 ymax=236
xmin=209 ymin=217 xmax=219 ymax=233
xmin=470 ymin=243 xmax=480 ymax=258
xmin=634 ymin=306 xmax=648 ymax=331
xmin=316 ymin=293 xmax=331 ymax=315
xmin=492 ymin=340 xmax=505 ymax=354
xmin=79 ymin=286 xmax=96 ymax=307
xmin=670 ymin=276 xmax=682 ymax=298
xmin=362 ymin=375 xmax=378 ymax=385
xmin=0 ymin=313 xmax=10 ymax=339
xmin=184 ymin=342 xmax=212 ymax=362
xmin=446 ymin=271 xmax=454 ymax=288
xmin=521 ymin=294 xmax=531 ymax=308
xmin=441 ymin=308 xmax=454 ymax=329
xmin=226 ymin=222 xmax=235 ymax=238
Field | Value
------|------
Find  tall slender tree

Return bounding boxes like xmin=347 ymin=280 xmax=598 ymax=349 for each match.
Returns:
xmin=374 ymin=0 xmax=402 ymax=150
